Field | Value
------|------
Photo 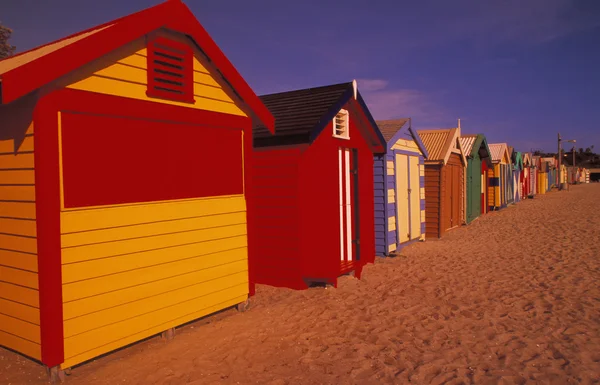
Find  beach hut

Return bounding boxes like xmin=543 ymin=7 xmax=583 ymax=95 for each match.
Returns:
xmin=584 ymin=169 xmax=590 ymax=183
xmin=0 ymin=0 xmax=275 ymax=378
xmin=511 ymin=150 xmax=523 ymax=203
xmin=532 ymin=155 xmax=542 ymax=195
xmin=373 ymin=119 xmax=428 ymax=256
xmin=488 ymin=143 xmax=512 ymax=210
xmin=459 ymin=134 xmax=492 ymax=224
xmin=542 ymin=157 xmax=557 ymax=189
xmin=250 ymin=81 xmax=386 ymax=290
xmin=417 ymin=126 xmax=467 ymax=239
xmin=522 ymin=152 xmax=533 ymax=198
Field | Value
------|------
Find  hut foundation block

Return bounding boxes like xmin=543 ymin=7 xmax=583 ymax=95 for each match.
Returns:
xmin=161 ymin=327 xmax=175 ymax=341
xmin=46 ymin=366 xmax=66 ymax=383
xmin=236 ymin=298 xmax=250 ymax=312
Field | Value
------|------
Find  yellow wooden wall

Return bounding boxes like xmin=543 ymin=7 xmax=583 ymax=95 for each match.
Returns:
xmin=66 ymin=35 xmax=247 ymax=118
xmin=59 ymin=194 xmax=249 ymax=369
xmin=0 ymin=121 xmax=41 ymax=360
xmin=55 ymin=31 xmax=251 ymax=369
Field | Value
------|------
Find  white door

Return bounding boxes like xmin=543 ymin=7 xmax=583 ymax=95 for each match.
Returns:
xmin=338 ymin=148 xmax=353 ymax=262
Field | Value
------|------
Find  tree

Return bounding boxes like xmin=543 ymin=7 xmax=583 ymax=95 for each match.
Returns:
xmin=0 ymin=23 xmax=16 ymax=59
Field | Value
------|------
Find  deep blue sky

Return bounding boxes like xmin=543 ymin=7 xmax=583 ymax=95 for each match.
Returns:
xmin=2 ymin=0 xmax=599 ymax=153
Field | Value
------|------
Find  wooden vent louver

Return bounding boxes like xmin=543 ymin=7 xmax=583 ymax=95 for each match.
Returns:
xmin=146 ymin=36 xmax=195 ymax=103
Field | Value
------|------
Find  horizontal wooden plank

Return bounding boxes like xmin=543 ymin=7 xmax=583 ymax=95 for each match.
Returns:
xmin=67 ymin=75 xmax=246 ymax=117
xmin=62 ymin=223 xmax=246 ymax=264
xmin=0 ymin=249 xmax=37 ymax=272
xmin=0 ymin=313 xmax=40 ymax=343
xmin=61 ymin=211 xmax=246 ymax=248
xmin=0 ymin=234 xmax=37 ymax=254
xmin=0 ymin=281 xmax=38 ymax=307
xmin=93 ymin=63 xmax=230 ymax=102
xmin=0 ymin=136 xmax=34 ymax=154
xmin=116 ymin=53 xmax=146 ymax=69
xmin=62 ymin=240 xmax=246 ymax=286
xmin=0 ymin=297 xmax=39 ymax=325
xmin=62 ymin=238 xmax=247 ymax=300
xmin=64 ymin=270 xmax=247 ymax=338
xmin=0 ymin=170 xmax=35 ymax=185
xmin=60 ymin=195 xmax=246 ymax=234
xmin=0 ymin=218 xmax=37 ymax=238
xmin=0 ymin=201 xmax=36 ymax=219
xmin=0 ymin=329 xmax=40 ymax=360
xmin=63 ymin=250 xmax=246 ymax=319
xmin=0 ymin=265 xmax=38 ymax=289
xmin=61 ymin=293 xmax=244 ymax=369
xmin=63 ymin=284 xmax=247 ymax=361
xmin=0 ymin=153 xmax=34 ymax=169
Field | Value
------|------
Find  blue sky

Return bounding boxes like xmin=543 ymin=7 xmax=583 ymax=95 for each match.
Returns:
xmin=2 ymin=0 xmax=599 ymax=153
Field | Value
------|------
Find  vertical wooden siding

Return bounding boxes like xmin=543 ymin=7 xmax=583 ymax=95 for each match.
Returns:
xmin=380 ymin=138 xmax=426 ymax=254
xmin=373 ymin=155 xmax=387 ymax=256
xmin=424 ymin=164 xmax=441 ymax=238
xmin=0 ymin=120 xmax=41 ymax=360
xmin=250 ymin=148 xmax=302 ymax=288
xmin=65 ymin=37 xmax=247 ymax=118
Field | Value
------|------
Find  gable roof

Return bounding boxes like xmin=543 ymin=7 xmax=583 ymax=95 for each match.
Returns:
xmin=253 ymin=81 xmax=386 ymax=153
xmin=375 ymin=118 xmax=428 ymax=158
xmin=522 ymin=152 xmax=532 ymax=166
xmin=488 ymin=143 xmax=511 ymax=164
xmin=417 ymin=127 xmax=465 ymax=165
xmin=0 ymin=0 xmax=274 ymax=133
xmin=460 ymin=134 xmax=493 ymax=167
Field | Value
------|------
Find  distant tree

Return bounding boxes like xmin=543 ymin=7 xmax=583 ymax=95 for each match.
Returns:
xmin=0 ymin=23 xmax=16 ymax=59
xmin=585 ymin=147 xmax=592 ymax=154
xmin=579 ymin=148 xmax=584 ymax=154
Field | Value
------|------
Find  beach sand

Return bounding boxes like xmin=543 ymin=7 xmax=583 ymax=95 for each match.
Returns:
xmin=2 ymin=184 xmax=599 ymax=384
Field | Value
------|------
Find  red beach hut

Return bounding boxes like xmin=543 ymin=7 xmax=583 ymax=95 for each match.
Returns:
xmin=250 ymin=81 xmax=387 ymax=289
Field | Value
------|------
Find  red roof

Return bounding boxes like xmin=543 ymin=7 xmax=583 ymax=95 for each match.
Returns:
xmin=0 ymin=0 xmax=274 ymax=133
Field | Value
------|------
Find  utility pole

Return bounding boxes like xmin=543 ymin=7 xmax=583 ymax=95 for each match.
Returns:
xmin=557 ymin=133 xmax=562 ymax=190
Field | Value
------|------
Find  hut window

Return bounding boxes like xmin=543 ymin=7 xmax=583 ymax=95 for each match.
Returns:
xmin=146 ymin=36 xmax=195 ymax=104
xmin=333 ymin=109 xmax=350 ymax=139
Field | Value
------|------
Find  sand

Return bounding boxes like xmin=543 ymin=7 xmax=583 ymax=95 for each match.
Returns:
xmin=2 ymin=184 xmax=600 ymax=385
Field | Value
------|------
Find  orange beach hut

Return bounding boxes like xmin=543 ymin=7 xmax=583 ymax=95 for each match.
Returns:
xmin=0 ymin=0 xmax=274 ymax=378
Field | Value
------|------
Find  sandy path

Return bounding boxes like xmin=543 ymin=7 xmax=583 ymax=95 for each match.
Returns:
xmin=2 ymin=184 xmax=600 ymax=385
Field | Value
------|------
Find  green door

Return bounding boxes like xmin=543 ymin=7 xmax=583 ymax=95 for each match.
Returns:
xmin=466 ymin=157 xmax=481 ymax=223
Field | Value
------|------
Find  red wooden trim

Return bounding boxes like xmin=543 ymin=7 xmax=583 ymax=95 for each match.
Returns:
xmin=0 ymin=1 xmax=275 ymax=133
xmin=1 ymin=1 xmax=173 ymax=104
xmin=34 ymin=93 xmax=64 ymax=367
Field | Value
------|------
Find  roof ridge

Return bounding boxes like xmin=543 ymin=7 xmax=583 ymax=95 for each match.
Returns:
xmin=259 ymin=82 xmax=352 ymax=98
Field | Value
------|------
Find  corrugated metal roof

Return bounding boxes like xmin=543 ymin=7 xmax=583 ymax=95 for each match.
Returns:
xmin=253 ymin=82 xmax=351 ymax=139
xmin=0 ymin=25 xmax=113 ymax=76
xmin=417 ymin=128 xmax=456 ymax=162
xmin=459 ymin=134 xmax=477 ymax=157
xmin=488 ymin=143 xmax=509 ymax=163
xmin=375 ymin=118 xmax=409 ymax=142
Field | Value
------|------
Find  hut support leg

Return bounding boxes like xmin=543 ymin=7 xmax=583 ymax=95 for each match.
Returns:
xmin=236 ymin=298 xmax=250 ymax=312
xmin=161 ymin=327 xmax=175 ymax=341
xmin=47 ymin=366 xmax=66 ymax=383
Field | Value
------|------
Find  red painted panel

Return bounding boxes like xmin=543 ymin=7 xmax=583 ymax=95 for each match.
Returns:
xmin=34 ymin=93 xmax=64 ymax=367
xmin=60 ymin=112 xmax=243 ymax=208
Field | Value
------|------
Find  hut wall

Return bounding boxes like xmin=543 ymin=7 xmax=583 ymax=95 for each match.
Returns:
xmin=424 ymin=164 xmax=442 ymax=238
xmin=380 ymin=137 xmax=426 ymax=255
xmin=48 ymin=32 xmax=255 ymax=368
xmin=374 ymin=155 xmax=387 ymax=256
xmin=299 ymin=114 xmax=376 ymax=280
xmin=251 ymin=146 xmax=303 ymax=288
xmin=0 ymin=98 xmax=41 ymax=361
xmin=62 ymin=36 xmax=247 ymax=118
